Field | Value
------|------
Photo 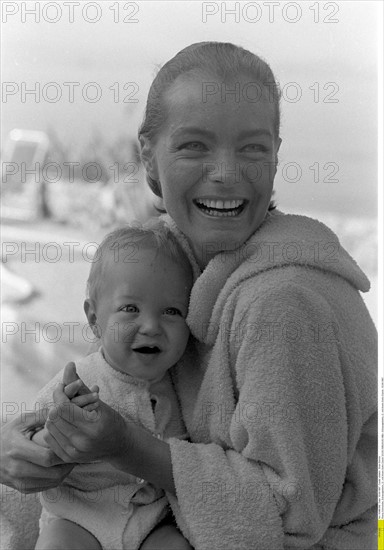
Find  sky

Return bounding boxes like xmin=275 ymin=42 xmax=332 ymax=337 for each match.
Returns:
xmin=1 ymin=0 xmax=381 ymax=217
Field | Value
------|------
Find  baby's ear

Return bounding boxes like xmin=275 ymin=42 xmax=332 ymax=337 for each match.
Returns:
xmin=84 ymin=299 xmax=100 ymax=338
xmin=139 ymin=135 xmax=159 ymax=181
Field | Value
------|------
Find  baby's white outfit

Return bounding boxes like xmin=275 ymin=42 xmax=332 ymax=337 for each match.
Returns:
xmin=36 ymin=350 xmax=187 ymax=550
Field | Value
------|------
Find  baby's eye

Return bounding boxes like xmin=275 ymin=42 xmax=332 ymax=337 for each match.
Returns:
xmin=180 ymin=142 xmax=207 ymax=152
xmin=120 ymin=304 xmax=139 ymax=313
xmin=163 ymin=307 xmax=183 ymax=316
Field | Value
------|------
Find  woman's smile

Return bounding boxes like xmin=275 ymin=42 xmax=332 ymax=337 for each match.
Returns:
xmin=193 ymin=198 xmax=246 ymax=217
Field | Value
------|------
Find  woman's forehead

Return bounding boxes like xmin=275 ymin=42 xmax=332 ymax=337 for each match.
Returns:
xmin=162 ymin=80 xmax=275 ymax=136
xmin=167 ymin=70 xmax=270 ymax=98
xmin=164 ymin=72 xmax=274 ymax=115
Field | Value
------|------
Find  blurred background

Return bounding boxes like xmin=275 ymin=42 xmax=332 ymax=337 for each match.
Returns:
xmin=1 ymin=1 xmax=380 ymax=417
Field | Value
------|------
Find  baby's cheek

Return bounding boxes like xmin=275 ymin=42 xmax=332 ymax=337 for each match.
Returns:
xmin=178 ymin=324 xmax=191 ymax=350
xmin=107 ymin=318 xmax=138 ymax=345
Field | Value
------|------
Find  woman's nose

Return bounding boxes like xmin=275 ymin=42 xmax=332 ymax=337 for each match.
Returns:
xmin=204 ymin=151 xmax=241 ymax=185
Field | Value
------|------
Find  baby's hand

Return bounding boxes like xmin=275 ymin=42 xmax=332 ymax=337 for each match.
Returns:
xmin=32 ymin=364 xmax=100 ymax=448
xmin=63 ymin=362 xmax=100 ymax=412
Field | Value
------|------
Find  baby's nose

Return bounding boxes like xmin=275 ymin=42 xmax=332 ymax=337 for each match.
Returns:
xmin=138 ymin=315 xmax=161 ymax=336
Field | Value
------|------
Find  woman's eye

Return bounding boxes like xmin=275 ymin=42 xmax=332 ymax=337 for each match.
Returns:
xmin=163 ymin=307 xmax=182 ymax=316
xmin=120 ymin=305 xmax=138 ymax=313
xmin=242 ymin=144 xmax=268 ymax=153
xmin=180 ymin=142 xmax=207 ymax=152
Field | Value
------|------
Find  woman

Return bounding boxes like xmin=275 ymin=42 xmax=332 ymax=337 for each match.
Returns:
xmin=1 ymin=42 xmax=377 ymax=549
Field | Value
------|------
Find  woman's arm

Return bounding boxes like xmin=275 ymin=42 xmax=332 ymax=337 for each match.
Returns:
xmin=0 ymin=362 xmax=97 ymax=492
xmin=110 ymin=419 xmax=176 ymax=494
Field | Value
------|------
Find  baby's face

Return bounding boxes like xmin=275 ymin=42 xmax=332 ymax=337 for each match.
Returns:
xmin=90 ymin=248 xmax=191 ymax=381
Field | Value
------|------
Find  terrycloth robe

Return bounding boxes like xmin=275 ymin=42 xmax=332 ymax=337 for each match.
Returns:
xmin=163 ymin=210 xmax=377 ymax=550
xmin=36 ymin=350 xmax=187 ymax=550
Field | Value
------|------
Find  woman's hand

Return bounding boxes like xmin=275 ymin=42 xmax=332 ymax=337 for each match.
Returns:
xmin=0 ymin=411 xmax=74 ymax=493
xmin=44 ymin=382 xmax=127 ymax=464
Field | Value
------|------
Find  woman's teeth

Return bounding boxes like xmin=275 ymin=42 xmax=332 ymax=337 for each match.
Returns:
xmin=195 ymin=199 xmax=245 ymax=217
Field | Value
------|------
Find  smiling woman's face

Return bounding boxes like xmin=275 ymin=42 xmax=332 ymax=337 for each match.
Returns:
xmin=145 ymin=72 xmax=281 ymax=267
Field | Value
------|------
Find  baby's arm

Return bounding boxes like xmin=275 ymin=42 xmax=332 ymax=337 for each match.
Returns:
xmin=32 ymin=364 xmax=99 ymax=448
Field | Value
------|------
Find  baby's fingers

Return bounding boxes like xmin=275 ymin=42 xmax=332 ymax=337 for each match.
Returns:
xmin=64 ymin=380 xmax=95 ymax=399
xmin=64 ymin=380 xmax=84 ymax=399
xmin=83 ymin=402 xmax=100 ymax=412
xmin=71 ymin=392 xmax=99 ymax=408
xmin=62 ymin=362 xmax=79 ymax=386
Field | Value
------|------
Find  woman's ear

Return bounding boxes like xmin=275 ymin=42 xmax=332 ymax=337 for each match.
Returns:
xmin=84 ymin=299 xmax=100 ymax=338
xmin=139 ymin=136 xmax=159 ymax=181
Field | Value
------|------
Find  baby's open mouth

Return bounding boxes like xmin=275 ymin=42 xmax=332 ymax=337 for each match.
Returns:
xmin=194 ymin=198 xmax=246 ymax=217
xmin=132 ymin=346 xmax=161 ymax=354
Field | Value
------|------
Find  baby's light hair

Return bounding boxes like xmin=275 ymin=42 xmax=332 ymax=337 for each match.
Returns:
xmin=86 ymin=219 xmax=192 ymax=303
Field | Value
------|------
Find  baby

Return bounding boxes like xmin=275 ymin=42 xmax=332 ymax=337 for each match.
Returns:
xmin=32 ymin=221 xmax=194 ymax=550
